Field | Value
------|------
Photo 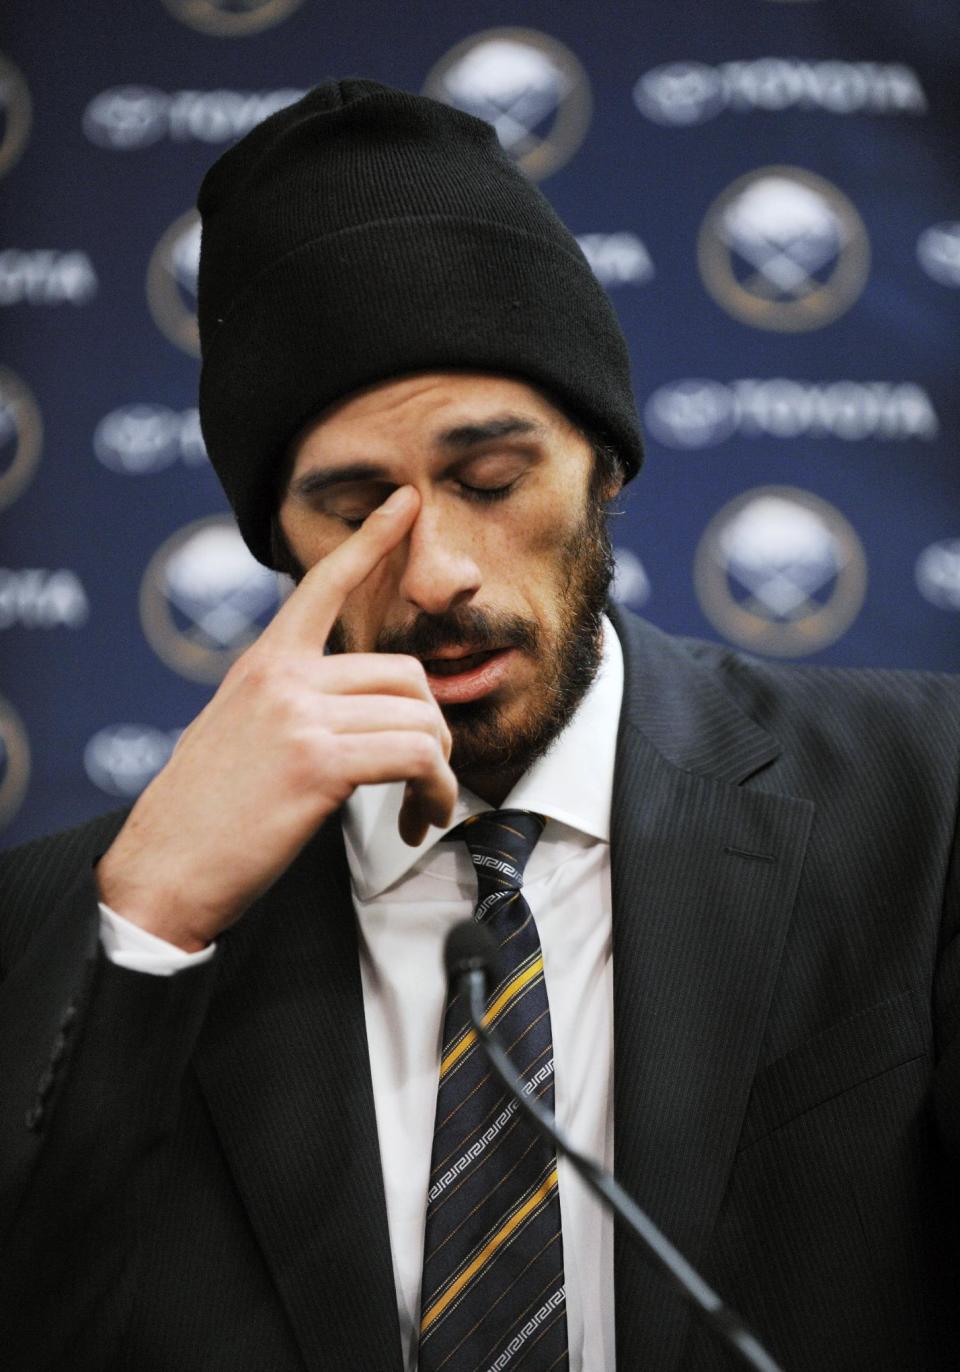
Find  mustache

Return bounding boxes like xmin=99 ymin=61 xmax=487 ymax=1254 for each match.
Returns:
xmin=376 ymin=606 xmax=540 ymax=659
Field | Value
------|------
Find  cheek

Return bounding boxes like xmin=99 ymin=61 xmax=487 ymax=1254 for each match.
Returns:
xmin=509 ymin=497 xmax=584 ymax=574
xmin=278 ymin=506 xmax=336 ymax=571
xmin=485 ymin=483 xmax=579 ymax=563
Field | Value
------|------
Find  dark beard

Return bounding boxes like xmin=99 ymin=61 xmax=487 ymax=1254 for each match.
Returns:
xmin=326 ymin=494 xmax=615 ymax=790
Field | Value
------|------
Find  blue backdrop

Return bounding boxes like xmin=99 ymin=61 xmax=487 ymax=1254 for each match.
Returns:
xmin=1 ymin=0 xmax=958 ymax=847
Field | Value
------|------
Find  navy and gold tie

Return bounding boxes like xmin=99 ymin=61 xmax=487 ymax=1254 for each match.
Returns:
xmin=418 ymin=810 xmax=568 ymax=1372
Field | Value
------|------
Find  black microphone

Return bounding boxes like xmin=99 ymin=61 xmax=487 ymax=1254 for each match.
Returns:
xmin=444 ymin=920 xmax=785 ymax=1372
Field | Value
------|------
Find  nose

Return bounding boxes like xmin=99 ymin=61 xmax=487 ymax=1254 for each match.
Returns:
xmin=396 ymin=498 xmax=482 ymax=616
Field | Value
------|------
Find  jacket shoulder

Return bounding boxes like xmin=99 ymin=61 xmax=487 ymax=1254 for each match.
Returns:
xmin=671 ymin=635 xmax=960 ymax=820
xmin=611 ymin=606 xmax=960 ymax=786
xmin=688 ymin=637 xmax=960 ymax=751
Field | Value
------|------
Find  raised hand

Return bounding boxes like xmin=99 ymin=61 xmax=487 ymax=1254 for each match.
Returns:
xmin=96 ymin=486 xmax=457 ymax=951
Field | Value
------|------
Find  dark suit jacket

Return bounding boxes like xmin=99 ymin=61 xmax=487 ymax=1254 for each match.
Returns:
xmin=1 ymin=607 xmax=958 ymax=1371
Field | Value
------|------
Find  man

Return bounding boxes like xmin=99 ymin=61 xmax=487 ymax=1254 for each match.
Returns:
xmin=0 ymin=79 xmax=958 ymax=1372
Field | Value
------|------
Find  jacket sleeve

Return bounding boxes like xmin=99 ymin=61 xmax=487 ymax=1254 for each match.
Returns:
xmin=934 ymin=765 xmax=960 ymax=1169
xmin=0 ymin=819 xmax=217 ymax=1369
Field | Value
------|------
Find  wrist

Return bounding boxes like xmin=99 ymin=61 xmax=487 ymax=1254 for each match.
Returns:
xmin=117 ymin=911 xmax=210 ymax=956
xmin=96 ymin=856 xmax=211 ymax=955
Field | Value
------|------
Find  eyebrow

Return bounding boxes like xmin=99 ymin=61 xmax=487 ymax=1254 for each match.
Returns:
xmin=287 ymin=414 xmax=545 ymax=498
xmin=438 ymin=415 xmax=544 ymax=449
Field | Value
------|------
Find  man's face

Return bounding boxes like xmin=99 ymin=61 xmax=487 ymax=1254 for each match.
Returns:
xmin=278 ymin=373 xmax=618 ymax=800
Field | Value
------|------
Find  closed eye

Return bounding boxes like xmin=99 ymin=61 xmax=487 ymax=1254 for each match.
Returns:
xmin=459 ymin=481 xmax=516 ymax=506
xmin=335 ymin=480 xmax=517 ymax=529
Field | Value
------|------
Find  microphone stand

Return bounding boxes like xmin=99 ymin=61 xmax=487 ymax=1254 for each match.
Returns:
xmin=460 ymin=962 xmax=786 ymax=1372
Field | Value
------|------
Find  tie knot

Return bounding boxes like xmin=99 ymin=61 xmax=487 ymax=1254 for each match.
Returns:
xmin=450 ymin=809 xmax=545 ymax=894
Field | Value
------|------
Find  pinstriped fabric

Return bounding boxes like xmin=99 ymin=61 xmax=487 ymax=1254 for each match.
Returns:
xmin=418 ymin=810 xmax=568 ymax=1372
xmin=0 ymin=808 xmax=129 ymax=975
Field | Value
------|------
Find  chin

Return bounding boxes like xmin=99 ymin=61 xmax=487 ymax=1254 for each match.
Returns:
xmin=446 ymin=690 xmax=554 ymax=780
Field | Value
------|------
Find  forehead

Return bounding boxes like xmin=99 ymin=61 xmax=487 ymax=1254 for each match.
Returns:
xmin=288 ymin=372 xmax=578 ymax=474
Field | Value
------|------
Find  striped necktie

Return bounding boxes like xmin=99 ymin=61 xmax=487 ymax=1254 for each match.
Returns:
xmin=418 ymin=809 xmax=568 ymax=1372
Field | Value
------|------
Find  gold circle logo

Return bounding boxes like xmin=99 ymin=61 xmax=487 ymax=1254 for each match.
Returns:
xmin=424 ymin=27 xmax=591 ymax=181
xmin=147 ymin=209 xmax=201 ymax=357
xmin=0 ymin=694 xmax=30 ymax=830
xmin=0 ymin=367 xmax=43 ymax=511
xmin=0 ymin=52 xmax=31 ymax=179
xmin=698 ymin=166 xmax=870 ymax=331
xmin=160 ymin=0 xmax=304 ymax=37
xmin=140 ymin=515 xmax=285 ymax=683
xmin=694 ymin=485 xmax=867 ymax=657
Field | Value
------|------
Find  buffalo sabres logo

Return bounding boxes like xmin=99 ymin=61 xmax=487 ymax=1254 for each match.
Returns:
xmin=0 ymin=693 xmax=30 ymax=830
xmin=917 ymin=222 xmax=960 ymax=288
xmin=140 ymin=516 xmax=285 ymax=683
xmin=0 ymin=367 xmax=42 ymax=511
xmin=160 ymin=0 xmax=304 ymax=36
xmin=147 ymin=209 xmax=201 ymax=357
xmin=424 ymin=28 xmax=591 ymax=180
xmin=694 ymin=486 xmax=867 ymax=656
xmin=698 ymin=167 xmax=869 ymax=331
xmin=916 ymin=539 xmax=960 ymax=612
xmin=0 ymin=52 xmax=31 ymax=179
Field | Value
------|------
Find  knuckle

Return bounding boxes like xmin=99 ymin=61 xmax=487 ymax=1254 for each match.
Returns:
xmin=397 ymin=654 xmax=428 ymax=690
xmin=248 ymin=652 xmax=309 ymax=696
xmin=409 ymin=733 xmax=439 ymax=774
xmin=235 ymin=652 xmax=282 ymax=692
xmin=409 ymin=699 xmax=438 ymax=731
xmin=288 ymin=730 xmax=332 ymax=788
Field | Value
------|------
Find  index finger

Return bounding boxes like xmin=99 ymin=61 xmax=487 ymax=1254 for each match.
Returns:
xmin=270 ymin=485 xmax=419 ymax=646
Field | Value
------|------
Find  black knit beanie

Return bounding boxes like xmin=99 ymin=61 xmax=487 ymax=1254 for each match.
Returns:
xmin=196 ymin=78 xmax=643 ymax=567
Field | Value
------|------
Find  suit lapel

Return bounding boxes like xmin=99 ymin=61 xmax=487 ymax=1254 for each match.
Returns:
xmin=194 ymin=820 xmax=403 ymax=1371
xmin=607 ymin=609 xmax=814 ymax=1370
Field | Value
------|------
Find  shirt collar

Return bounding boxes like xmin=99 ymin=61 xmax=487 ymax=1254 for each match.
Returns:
xmin=342 ymin=613 xmax=624 ymax=900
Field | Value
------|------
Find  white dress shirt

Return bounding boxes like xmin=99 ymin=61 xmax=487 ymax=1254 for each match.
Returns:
xmin=100 ymin=615 xmax=624 ymax=1371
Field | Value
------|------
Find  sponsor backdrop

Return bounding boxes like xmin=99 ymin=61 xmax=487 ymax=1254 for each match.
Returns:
xmin=1 ymin=0 xmax=958 ymax=845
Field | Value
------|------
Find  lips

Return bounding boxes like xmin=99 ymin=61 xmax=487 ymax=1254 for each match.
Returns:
xmin=422 ymin=649 xmax=499 ymax=677
xmin=421 ymin=646 xmax=517 ymax=705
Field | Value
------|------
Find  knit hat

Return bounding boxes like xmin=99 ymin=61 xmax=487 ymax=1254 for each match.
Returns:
xmin=196 ymin=78 xmax=643 ymax=567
